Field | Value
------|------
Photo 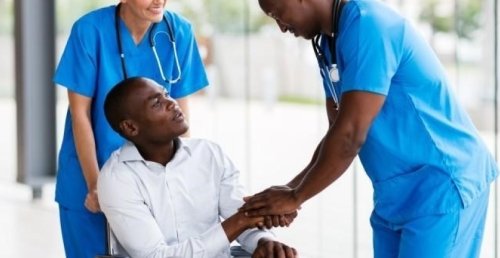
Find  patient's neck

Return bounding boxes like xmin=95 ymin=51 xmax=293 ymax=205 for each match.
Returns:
xmin=136 ymin=140 xmax=177 ymax=166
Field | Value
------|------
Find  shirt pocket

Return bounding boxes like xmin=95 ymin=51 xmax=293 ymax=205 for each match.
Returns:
xmin=373 ymin=164 xmax=463 ymax=224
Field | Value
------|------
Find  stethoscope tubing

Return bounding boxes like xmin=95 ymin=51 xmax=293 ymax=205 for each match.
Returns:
xmin=115 ymin=4 xmax=181 ymax=84
xmin=312 ymin=36 xmax=340 ymax=109
xmin=311 ymin=0 xmax=344 ymax=110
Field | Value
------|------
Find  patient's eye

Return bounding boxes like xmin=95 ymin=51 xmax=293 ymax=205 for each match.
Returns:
xmin=152 ymin=97 xmax=161 ymax=108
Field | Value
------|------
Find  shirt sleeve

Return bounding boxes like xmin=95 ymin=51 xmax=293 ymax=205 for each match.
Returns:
xmin=98 ymin=159 xmax=230 ymax=258
xmin=215 ymin=145 xmax=277 ymax=253
xmin=167 ymin=13 xmax=209 ymax=99
xmin=338 ymin=4 xmax=402 ymax=96
xmin=53 ymin=19 xmax=98 ymax=97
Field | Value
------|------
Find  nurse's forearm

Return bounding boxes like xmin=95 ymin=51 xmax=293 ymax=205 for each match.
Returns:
xmin=294 ymin=91 xmax=385 ymax=203
xmin=294 ymin=124 xmax=360 ymax=204
xmin=68 ymin=92 xmax=99 ymax=191
xmin=72 ymin=114 xmax=99 ymax=190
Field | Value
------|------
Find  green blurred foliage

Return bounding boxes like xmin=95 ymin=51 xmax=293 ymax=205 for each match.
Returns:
xmin=420 ymin=0 xmax=452 ymax=33
xmin=0 ymin=0 xmax=269 ymax=35
xmin=56 ymin=0 xmax=115 ymax=33
xmin=174 ymin=0 xmax=270 ymax=35
xmin=0 ymin=0 xmax=484 ymax=38
xmin=279 ymin=95 xmax=323 ymax=106
xmin=420 ymin=0 xmax=482 ymax=40
xmin=0 ymin=0 xmax=13 ymax=34
xmin=456 ymin=0 xmax=481 ymax=39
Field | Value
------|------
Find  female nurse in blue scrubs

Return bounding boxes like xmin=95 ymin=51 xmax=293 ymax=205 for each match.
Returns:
xmin=53 ymin=0 xmax=208 ymax=257
xmin=241 ymin=0 xmax=498 ymax=257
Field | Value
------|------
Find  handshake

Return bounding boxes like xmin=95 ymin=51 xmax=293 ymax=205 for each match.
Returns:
xmin=238 ymin=203 xmax=298 ymax=230
xmin=221 ymin=185 xmax=301 ymax=258
xmin=241 ymin=185 xmax=302 ymax=229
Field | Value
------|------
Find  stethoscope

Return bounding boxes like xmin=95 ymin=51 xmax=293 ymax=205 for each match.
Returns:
xmin=115 ymin=4 xmax=181 ymax=84
xmin=312 ymin=0 xmax=343 ymax=110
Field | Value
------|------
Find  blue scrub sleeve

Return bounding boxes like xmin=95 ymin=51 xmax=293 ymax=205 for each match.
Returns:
xmin=339 ymin=6 xmax=401 ymax=95
xmin=169 ymin=16 xmax=208 ymax=99
xmin=54 ymin=19 xmax=98 ymax=98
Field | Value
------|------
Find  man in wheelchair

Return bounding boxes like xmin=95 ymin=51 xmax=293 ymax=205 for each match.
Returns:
xmin=98 ymin=77 xmax=298 ymax=258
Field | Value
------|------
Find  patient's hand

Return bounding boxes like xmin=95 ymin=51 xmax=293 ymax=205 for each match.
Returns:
xmin=253 ymin=237 xmax=297 ymax=258
xmin=238 ymin=201 xmax=299 ymax=229
xmin=222 ymin=211 xmax=266 ymax=242
xmin=238 ymin=211 xmax=265 ymax=229
xmin=261 ymin=210 xmax=298 ymax=229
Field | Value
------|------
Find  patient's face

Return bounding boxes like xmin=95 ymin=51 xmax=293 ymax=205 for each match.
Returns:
xmin=126 ymin=79 xmax=188 ymax=142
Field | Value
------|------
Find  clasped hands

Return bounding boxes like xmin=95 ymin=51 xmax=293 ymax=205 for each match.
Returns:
xmin=241 ymin=185 xmax=302 ymax=226
xmin=239 ymin=185 xmax=301 ymax=258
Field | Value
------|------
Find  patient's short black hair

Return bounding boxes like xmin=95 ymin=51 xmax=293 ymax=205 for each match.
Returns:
xmin=104 ymin=77 xmax=145 ymax=135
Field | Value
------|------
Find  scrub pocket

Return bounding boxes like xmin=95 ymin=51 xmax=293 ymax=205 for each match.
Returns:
xmin=373 ymin=165 xmax=463 ymax=224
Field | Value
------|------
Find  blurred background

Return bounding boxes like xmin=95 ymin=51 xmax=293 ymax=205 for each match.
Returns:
xmin=0 ymin=0 xmax=499 ymax=257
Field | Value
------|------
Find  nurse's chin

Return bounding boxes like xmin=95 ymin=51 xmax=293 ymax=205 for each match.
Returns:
xmin=300 ymin=32 xmax=316 ymax=40
xmin=148 ymin=14 xmax=164 ymax=23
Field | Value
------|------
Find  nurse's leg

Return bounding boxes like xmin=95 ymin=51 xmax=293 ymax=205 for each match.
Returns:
xmin=59 ymin=205 xmax=106 ymax=258
xmin=397 ymin=211 xmax=458 ymax=258
xmin=370 ymin=211 xmax=400 ymax=258
xmin=398 ymin=188 xmax=489 ymax=258
xmin=449 ymin=188 xmax=489 ymax=258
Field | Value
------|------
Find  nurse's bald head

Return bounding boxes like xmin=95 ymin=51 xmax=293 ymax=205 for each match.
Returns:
xmin=258 ymin=0 xmax=281 ymax=13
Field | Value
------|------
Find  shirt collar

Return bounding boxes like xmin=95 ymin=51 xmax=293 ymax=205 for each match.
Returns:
xmin=118 ymin=138 xmax=192 ymax=163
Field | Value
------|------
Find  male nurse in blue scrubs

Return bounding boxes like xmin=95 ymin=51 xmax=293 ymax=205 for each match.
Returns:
xmin=53 ymin=1 xmax=208 ymax=257
xmin=241 ymin=0 xmax=499 ymax=257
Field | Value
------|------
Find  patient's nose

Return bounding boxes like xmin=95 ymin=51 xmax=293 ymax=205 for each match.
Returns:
xmin=163 ymin=97 xmax=177 ymax=110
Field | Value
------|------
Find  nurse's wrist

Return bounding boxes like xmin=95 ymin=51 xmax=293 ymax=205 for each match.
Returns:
xmin=86 ymin=181 xmax=98 ymax=192
xmin=291 ymin=187 xmax=306 ymax=206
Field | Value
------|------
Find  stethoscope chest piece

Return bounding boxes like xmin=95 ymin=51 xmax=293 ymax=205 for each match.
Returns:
xmin=329 ymin=64 xmax=340 ymax=83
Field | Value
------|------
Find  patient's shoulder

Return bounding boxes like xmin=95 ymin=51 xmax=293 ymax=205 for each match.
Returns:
xmin=181 ymin=138 xmax=224 ymax=154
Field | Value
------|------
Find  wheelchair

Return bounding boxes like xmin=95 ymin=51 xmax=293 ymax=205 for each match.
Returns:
xmin=96 ymin=246 xmax=251 ymax=258
xmin=95 ymin=224 xmax=252 ymax=258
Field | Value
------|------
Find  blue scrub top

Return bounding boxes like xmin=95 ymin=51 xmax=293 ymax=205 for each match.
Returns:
xmin=318 ymin=0 xmax=498 ymax=223
xmin=54 ymin=5 xmax=208 ymax=210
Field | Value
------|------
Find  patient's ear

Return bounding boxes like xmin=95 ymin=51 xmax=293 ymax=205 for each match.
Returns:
xmin=119 ymin=119 xmax=139 ymax=137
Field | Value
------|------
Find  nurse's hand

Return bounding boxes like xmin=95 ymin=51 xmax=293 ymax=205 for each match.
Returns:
xmin=84 ymin=188 xmax=101 ymax=213
xmin=241 ymin=185 xmax=301 ymax=217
